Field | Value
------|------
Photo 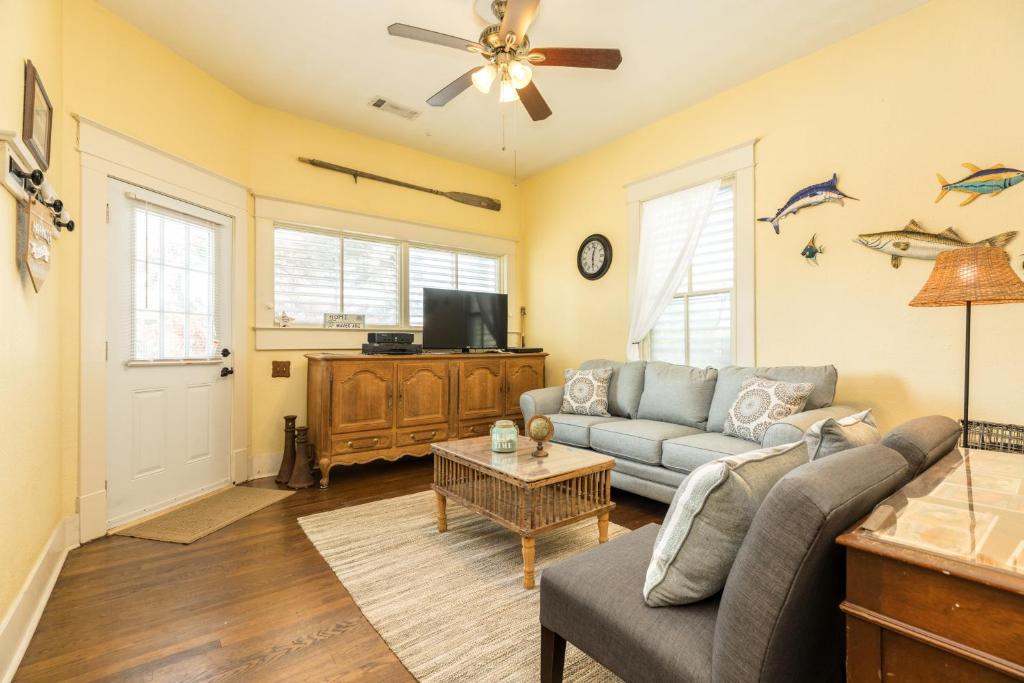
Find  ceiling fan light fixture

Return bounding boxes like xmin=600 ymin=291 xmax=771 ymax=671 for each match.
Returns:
xmin=498 ymin=76 xmax=520 ymax=103
xmin=471 ymin=63 xmax=498 ymax=94
xmin=507 ymin=60 xmax=532 ymax=89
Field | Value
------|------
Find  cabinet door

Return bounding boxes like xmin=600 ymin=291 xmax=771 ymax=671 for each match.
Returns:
xmin=505 ymin=358 xmax=545 ymax=415
xmin=330 ymin=362 xmax=394 ymax=434
xmin=458 ymin=358 xmax=505 ymax=421
xmin=396 ymin=360 xmax=449 ymax=428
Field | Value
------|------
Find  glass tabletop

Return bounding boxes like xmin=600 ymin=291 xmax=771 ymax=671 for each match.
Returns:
xmin=858 ymin=448 xmax=1024 ymax=576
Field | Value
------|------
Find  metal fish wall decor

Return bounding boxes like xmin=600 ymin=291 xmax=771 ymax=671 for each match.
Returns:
xmin=758 ymin=174 xmax=857 ymax=234
xmin=854 ymin=219 xmax=1017 ymax=269
xmin=935 ymin=163 xmax=1024 ymax=206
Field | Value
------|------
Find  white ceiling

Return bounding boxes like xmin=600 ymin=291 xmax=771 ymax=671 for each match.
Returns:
xmin=98 ymin=0 xmax=925 ymax=178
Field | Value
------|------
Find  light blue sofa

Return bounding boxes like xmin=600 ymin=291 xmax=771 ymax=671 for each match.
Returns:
xmin=520 ymin=360 xmax=857 ymax=503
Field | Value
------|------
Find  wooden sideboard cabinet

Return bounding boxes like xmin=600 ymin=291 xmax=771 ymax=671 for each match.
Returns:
xmin=838 ymin=448 xmax=1024 ymax=682
xmin=306 ymin=352 xmax=546 ymax=488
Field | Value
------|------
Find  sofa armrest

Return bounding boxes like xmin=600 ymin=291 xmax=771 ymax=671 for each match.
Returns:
xmin=521 ymin=385 xmax=564 ymax=422
xmin=761 ymin=405 xmax=860 ymax=448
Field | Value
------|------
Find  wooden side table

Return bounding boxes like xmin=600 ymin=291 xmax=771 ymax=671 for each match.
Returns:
xmin=838 ymin=448 xmax=1024 ymax=681
xmin=432 ymin=436 xmax=615 ymax=589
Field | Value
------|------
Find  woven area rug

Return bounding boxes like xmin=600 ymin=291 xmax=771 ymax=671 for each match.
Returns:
xmin=299 ymin=491 xmax=627 ymax=682
xmin=116 ymin=486 xmax=293 ymax=544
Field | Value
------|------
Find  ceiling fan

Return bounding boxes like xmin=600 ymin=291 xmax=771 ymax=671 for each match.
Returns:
xmin=387 ymin=0 xmax=622 ymax=121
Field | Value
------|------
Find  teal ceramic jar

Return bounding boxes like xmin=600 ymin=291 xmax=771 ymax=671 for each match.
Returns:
xmin=490 ymin=420 xmax=518 ymax=453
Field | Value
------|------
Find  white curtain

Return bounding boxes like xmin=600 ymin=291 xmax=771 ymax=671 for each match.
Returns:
xmin=627 ymin=178 xmax=722 ymax=360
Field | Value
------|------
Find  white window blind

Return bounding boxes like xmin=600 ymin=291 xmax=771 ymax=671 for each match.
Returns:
xmin=408 ymin=248 xmax=500 ymax=326
xmin=343 ymin=237 xmax=400 ymax=326
xmin=274 ymin=227 xmax=341 ymax=325
xmin=130 ymin=200 xmax=222 ymax=361
xmin=649 ymin=180 xmax=735 ymax=367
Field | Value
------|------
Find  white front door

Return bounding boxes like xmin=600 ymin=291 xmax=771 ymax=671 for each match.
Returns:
xmin=106 ymin=179 xmax=234 ymax=527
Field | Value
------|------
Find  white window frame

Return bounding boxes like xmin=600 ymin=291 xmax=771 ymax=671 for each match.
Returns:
xmin=625 ymin=141 xmax=756 ymax=366
xmin=254 ymin=196 xmax=517 ymax=350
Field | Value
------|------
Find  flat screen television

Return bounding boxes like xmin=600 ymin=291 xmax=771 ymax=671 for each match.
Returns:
xmin=422 ymin=288 xmax=508 ymax=351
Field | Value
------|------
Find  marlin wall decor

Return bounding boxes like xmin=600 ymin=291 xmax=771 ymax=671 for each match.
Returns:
xmin=854 ymin=219 xmax=1017 ymax=269
xmin=758 ymin=174 xmax=857 ymax=234
xmin=935 ymin=163 xmax=1024 ymax=206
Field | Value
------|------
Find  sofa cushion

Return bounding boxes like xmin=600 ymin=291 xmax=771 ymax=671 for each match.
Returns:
xmin=548 ymin=413 xmax=626 ymax=448
xmin=644 ymin=441 xmax=808 ymax=606
xmin=590 ymin=420 xmax=703 ymax=465
xmin=723 ymin=378 xmax=814 ymax=443
xmin=713 ymin=444 xmax=910 ymax=683
xmin=579 ymin=359 xmax=646 ymax=418
xmin=708 ymin=365 xmax=838 ymax=433
xmin=540 ymin=524 xmax=717 ymax=683
xmin=612 ymin=456 xmax=687 ymax=489
xmin=805 ymin=409 xmax=880 ymax=460
xmin=636 ymin=362 xmax=718 ymax=429
xmin=560 ymin=367 xmax=613 ymax=416
xmin=662 ymin=432 xmax=759 ymax=474
xmin=881 ymin=415 xmax=962 ymax=476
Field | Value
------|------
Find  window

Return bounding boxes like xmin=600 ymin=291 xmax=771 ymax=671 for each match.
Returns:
xmin=272 ymin=226 xmax=502 ymax=328
xmin=131 ymin=203 xmax=221 ymax=360
xmin=649 ymin=180 xmax=735 ymax=367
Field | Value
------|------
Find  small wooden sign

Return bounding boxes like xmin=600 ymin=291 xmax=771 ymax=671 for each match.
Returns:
xmin=19 ymin=198 xmax=55 ymax=292
xmin=324 ymin=313 xmax=365 ymax=329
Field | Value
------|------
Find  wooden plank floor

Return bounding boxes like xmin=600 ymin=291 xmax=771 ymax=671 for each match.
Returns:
xmin=16 ymin=456 xmax=667 ymax=682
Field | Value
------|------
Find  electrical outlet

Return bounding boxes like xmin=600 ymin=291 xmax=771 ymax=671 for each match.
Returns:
xmin=271 ymin=360 xmax=291 ymax=378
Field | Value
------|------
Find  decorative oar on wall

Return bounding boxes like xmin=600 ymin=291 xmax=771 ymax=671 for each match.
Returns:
xmin=298 ymin=157 xmax=501 ymax=212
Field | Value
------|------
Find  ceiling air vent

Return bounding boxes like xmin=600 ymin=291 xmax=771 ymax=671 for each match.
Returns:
xmin=369 ymin=97 xmax=421 ymax=121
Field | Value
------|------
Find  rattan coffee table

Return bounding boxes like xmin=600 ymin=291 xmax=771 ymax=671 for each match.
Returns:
xmin=431 ymin=436 xmax=615 ymax=589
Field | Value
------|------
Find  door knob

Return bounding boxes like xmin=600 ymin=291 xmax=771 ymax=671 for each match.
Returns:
xmin=220 ymin=367 xmax=234 ymax=377
xmin=221 ymin=348 xmax=232 ymax=357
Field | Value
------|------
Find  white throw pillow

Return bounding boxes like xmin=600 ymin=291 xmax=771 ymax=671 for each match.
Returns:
xmin=805 ymin=409 xmax=880 ymax=460
xmin=723 ymin=378 xmax=814 ymax=442
xmin=644 ymin=441 xmax=809 ymax=607
xmin=560 ymin=367 xmax=613 ymax=417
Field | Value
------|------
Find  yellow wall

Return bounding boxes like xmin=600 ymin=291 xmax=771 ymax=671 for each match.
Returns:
xmin=522 ymin=0 xmax=1024 ymax=431
xmin=0 ymin=0 xmax=65 ymax=619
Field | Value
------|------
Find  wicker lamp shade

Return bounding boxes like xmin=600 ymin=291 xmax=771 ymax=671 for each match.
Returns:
xmin=910 ymin=247 xmax=1024 ymax=307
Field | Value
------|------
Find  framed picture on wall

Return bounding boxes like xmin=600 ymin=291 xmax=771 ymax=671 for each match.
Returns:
xmin=23 ymin=60 xmax=53 ymax=171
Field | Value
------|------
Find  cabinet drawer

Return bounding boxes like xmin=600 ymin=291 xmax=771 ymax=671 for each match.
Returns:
xmin=331 ymin=430 xmax=393 ymax=455
xmin=396 ymin=425 xmax=448 ymax=447
xmin=459 ymin=420 xmax=496 ymax=439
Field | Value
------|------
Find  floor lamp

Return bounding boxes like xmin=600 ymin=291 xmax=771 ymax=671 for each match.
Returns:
xmin=909 ymin=247 xmax=1024 ymax=445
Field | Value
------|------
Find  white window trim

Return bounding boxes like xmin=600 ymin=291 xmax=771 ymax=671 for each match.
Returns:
xmin=254 ymin=196 xmax=518 ymax=351
xmin=625 ymin=140 xmax=756 ymax=366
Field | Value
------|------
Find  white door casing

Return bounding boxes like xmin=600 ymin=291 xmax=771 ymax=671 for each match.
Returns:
xmin=77 ymin=117 xmax=250 ymax=542
xmin=105 ymin=181 xmax=233 ymax=527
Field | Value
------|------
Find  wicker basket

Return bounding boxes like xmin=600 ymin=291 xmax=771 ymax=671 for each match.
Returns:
xmin=963 ymin=420 xmax=1024 ymax=453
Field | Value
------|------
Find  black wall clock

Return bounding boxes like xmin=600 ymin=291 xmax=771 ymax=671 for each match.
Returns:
xmin=577 ymin=233 xmax=612 ymax=280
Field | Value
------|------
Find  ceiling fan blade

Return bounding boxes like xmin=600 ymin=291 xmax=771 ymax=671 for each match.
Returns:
xmin=387 ymin=23 xmax=482 ymax=53
xmin=518 ymin=81 xmax=552 ymax=121
xmin=529 ymin=48 xmax=622 ymax=69
xmin=427 ymin=68 xmax=483 ymax=107
xmin=499 ymin=0 xmax=541 ymax=46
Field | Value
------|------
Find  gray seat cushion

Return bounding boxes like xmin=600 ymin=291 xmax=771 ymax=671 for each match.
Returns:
xmin=662 ymin=432 xmax=760 ymax=474
xmin=579 ymin=359 xmax=646 ymax=418
xmin=590 ymin=420 xmax=703 ymax=465
xmin=881 ymin=414 xmax=961 ymax=476
xmin=712 ymin=444 xmax=910 ymax=683
xmin=636 ymin=362 xmax=719 ymax=429
xmin=708 ymin=365 xmax=838 ymax=433
xmin=612 ymin=456 xmax=687 ymax=489
xmin=540 ymin=524 xmax=717 ymax=683
xmin=548 ymin=413 xmax=626 ymax=448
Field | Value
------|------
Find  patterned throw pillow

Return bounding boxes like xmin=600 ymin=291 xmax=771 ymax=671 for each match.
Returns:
xmin=723 ymin=378 xmax=814 ymax=442
xmin=805 ymin=409 xmax=880 ymax=460
xmin=560 ymin=367 xmax=614 ymax=417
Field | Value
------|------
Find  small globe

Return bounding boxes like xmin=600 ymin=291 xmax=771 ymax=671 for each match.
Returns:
xmin=527 ymin=415 xmax=554 ymax=442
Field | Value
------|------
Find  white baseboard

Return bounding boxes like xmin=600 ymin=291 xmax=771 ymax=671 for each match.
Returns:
xmin=0 ymin=515 xmax=79 ymax=683
xmin=249 ymin=451 xmax=283 ymax=481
